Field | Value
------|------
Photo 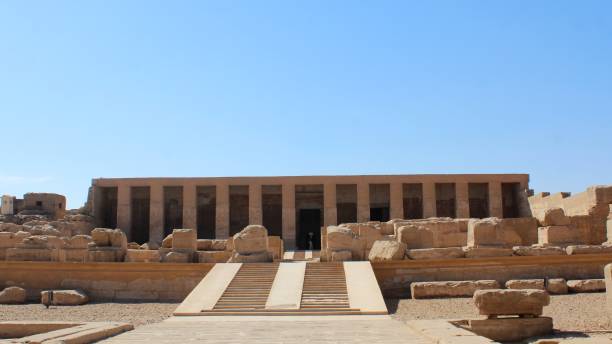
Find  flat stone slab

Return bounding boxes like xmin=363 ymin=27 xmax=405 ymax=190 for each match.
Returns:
xmin=174 ymin=263 xmax=242 ymax=315
xmin=265 ymin=262 xmax=306 ymax=310
xmin=411 ymin=280 xmax=500 ymax=299
xmin=469 ymin=317 xmax=552 ymax=342
xmin=473 ymin=289 xmax=550 ymax=316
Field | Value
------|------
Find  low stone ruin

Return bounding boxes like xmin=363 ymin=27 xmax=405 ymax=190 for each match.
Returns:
xmin=88 ymin=228 xmax=128 ymax=262
xmin=0 ymin=286 xmax=26 ymax=304
xmin=41 ymin=289 xmax=89 ymax=306
xmin=317 ymin=208 xmax=612 ymax=262
xmin=467 ymin=289 xmax=552 ymax=342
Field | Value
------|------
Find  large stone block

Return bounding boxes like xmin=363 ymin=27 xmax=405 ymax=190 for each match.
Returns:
xmin=499 ymin=217 xmax=539 ymax=246
xmin=368 ymin=240 xmax=406 ymax=261
xmin=397 ymin=225 xmax=433 ymax=249
xmin=468 ymin=217 xmax=537 ymax=248
xmin=109 ymin=229 xmax=127 ymax=249
xmin=161 ymin=234 xmax=173 ymax=248
xmin=91 ymin=228 xmax=112 ymax=246
xmin=350 ymin=236 xmax=366 ymax=260
xmin=210 ymin=239 xmax=228 ymax=251
xmin=605 ymin=264 xmax=612 ymax=319
xmin=538 ymin=225 xmax=581 ymax=246
xmin=227 ymin=251 xmax=271 ymax=263
xmin=566 ymin=245 xmax=612 ymax=255
xmin=326 ymin=226 xmax=354 ymax=250
xmin=462 ymin=246 xmax=513 ymax=258
xmin=473 ymin=289 xmax=550 ymax=316
xmin=330 ymin=250 xmax=352 ymax=262
xmin=125 ymin=249 xmax=161 ymax=263
xmin=59 ymin=248 xmax=88 ymax=262
xmin=196 ymin=250 xmax=231 ymax=263
xmin=88 ymin=247 xmax=124 ymax=262
xmin=5 ymin=247 xmax=52 ymax=261
xmin=410 ymin=280 xmax=500 ymax=299
xmin=68 ymin=235 xmax=92 ymax=249
xmin=505 ymin=279 xmax=545 ymax=290
xmin=233 ymin=225 xmax=268 ymax=254
xmin=0 ymin=286 xmax=26 ymax=304
xmin=267 ymin=236 xmax=283 ymax=260
xmin=567 ymin=279 xmax=605 ymax=293
xmin=468 ymin=317 xmax=552 ymax=342
xmin=359 ymin=224 xmax=383 ymax=249
xmin=172 ymin=228 xmax=197 ymax=251
xmin=546 ymin=278 xmax=568 ymax=295
xmin=540 ymin=207 xmax=570 ymax=226
xmin=18 ymin=235 xmax=51 ymax=249
xmin=406 ymin=247 xmax=464 ymax=260
xmin=162 ymin=251 xmax=192 ymax=263
xmin=512 ymin=245 xmax=565 ymax=256
xmin=197 ymin=239 xmax=212 ymax=251
xmin=467 ymin=218 xmax=501 ymax=247
xmin=41 ymin=289 xmax=89 ymax=306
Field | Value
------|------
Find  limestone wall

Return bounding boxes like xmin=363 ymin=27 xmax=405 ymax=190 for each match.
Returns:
xmin=0 ymin=261 xmax=212 ymax=302
xmin=528 ymin=185 xmax=612 ymax=244
xmin=372 ymin=254 xmax=612 ymax=298
xmin=1 ymin=255 xmax=610 ymax=302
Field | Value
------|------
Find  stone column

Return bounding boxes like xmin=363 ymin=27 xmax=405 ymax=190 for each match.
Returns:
xmin=216 ymin=183 xmax=230 ymax=239
xmin=422 ymin=182 xmax=436 ymax=218
xmin=389 ymin=182 xmax=403 ymax=220
xmin=249 ymin=183 xmax=262 ymax=225
xmin=182 ymin=183 xmax=197 ymax=231
xmin=116 ymin=184 xmax=131 ymax=239
xmin=323 ymin=183 xmax=337 ymax=227
xmin=149 ymin=184 xmax=164 ymax=244
xmin=282 ymin=184 xmax=296 ymax=249
xmin=357 ymin=182 xmax=370 ymax=222
xmin=489 ymin=182 xmax=503 ymax=218
xmin=456 ymin=182 xmax=470 ymax=218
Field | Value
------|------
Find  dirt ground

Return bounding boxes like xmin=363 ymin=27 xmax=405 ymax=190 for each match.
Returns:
xmin=0 ymin=302 xmax=178 ymax=327
xmin=388 ymin=292 xmax=612 ymax=343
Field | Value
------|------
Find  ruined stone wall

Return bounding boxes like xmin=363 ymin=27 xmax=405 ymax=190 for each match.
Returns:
xmin=372 ymin=254 xmax=612 ymax=298
xmin=529 ymin=185 xmax=612 ymax=244
xmin=0 ymin=261 xmax=211 ymax=301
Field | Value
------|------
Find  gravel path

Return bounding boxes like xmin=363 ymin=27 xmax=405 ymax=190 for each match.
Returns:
xmin=0 ymin=302 xmax=178 ymax=327
xmin=389 ymin=292 xmax=611 ymax=333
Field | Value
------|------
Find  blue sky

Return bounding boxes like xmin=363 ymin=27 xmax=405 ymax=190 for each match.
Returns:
xmin=1 ymin=1 xmax=610 ymax=208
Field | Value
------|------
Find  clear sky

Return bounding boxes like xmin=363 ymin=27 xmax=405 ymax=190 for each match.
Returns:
xmin=1 ymin=1 xmax=610 ymax=208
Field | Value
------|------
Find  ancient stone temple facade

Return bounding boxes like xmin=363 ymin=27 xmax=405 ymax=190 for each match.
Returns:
xmin=90 ymin=174 xmax=530 ymax=249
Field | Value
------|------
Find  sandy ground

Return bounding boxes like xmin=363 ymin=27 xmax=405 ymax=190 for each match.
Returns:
xmin=389 ymin=292 xmax=612 ymax=343
xmin=0 ymin=302 xmax=178 ymax=327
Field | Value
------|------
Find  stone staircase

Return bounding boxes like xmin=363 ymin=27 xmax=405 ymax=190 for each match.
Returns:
xmin=208 ymin=263 xmax=279 ymax=313
xmin=174 ymin=262 xmax=387 ymax=316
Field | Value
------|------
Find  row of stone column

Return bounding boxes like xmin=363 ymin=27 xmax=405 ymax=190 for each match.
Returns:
xmin=115 ymin=182 xmax=505 ymax=249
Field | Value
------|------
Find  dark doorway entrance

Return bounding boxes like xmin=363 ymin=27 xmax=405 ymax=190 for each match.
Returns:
xmin=297 ymin=209 xmax=321 ymax=250
xmin=370 ymin=207 xmax=390 ymax=222
xmin=131 ymin=187 xmax=150 ymax=244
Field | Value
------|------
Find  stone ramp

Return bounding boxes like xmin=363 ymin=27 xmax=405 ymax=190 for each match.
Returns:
xmin=174 ymin=261 xmax=387 ymax=316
